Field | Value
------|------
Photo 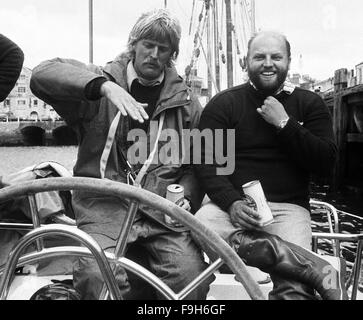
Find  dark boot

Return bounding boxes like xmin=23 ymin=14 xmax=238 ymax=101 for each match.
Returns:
xmin=237 ymin=230 xmax=348 ymax=300
xmin=268 ymin=274 xmax=317 ymax=300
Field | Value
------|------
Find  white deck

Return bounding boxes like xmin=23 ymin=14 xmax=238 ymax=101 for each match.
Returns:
xmin=6 ymin=260 xmax=362 ymax=300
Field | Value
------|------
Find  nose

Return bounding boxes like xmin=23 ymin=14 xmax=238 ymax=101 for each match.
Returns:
xmin=263 ymin=56 xmax=273 ymax=68
xmin=150 ymin=46 xmax=159 ymax=59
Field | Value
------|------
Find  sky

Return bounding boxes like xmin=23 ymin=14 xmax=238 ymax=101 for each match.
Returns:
xmin=1 ymin=0 xmax=363 ymax=83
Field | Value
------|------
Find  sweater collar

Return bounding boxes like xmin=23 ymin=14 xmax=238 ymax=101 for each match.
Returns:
xmin=249 ymin=80 xmax=295 ymax=96
xmin=103 ymin=53 xmax=189 ymax=104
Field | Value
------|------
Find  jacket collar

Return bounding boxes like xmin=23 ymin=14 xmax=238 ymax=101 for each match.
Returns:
xmin=103 ymin=53 xmax=189 ymax=105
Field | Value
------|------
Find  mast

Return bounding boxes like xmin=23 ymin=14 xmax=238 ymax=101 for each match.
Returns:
xmin=89 ymin=0 xmax=94 ymax=63
xmin=213 ymin=0 xmax=221 ymax=91
xmin=206 ymin=2 xmax=213 ymax=100
xmin=164 ymin=0 xmax=168 ymax=8
xmin=251 ymin=0 xmax=256 ymax=34
xmin=225 ymin=0 xmax=234 ymax=88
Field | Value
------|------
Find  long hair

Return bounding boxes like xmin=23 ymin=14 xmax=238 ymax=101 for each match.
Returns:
xmin=126 ymin=9 xmax=182 ymax=67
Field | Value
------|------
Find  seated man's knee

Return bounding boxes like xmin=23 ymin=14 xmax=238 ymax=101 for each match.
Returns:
xmin=194 ymin=205 xmax=210 ymax=223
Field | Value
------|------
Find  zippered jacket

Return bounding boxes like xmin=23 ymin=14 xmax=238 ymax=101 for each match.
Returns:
xmin=30 ymin=53 xmax=204 ymax=237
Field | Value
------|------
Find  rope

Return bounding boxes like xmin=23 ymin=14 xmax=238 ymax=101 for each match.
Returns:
xmin=100 ymin=111 xmax=166 ymax=188
xmin=134 ymin=113 xmax=165 ymax=187
xmin=188 ymin=0 xmax=196 ymax=36
xmin=100 ymin=111 xmax=121 ymax=179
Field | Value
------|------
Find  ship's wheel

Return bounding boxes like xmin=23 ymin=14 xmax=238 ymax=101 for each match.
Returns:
xmin=0 ymin=177 xmax=266 ymax=300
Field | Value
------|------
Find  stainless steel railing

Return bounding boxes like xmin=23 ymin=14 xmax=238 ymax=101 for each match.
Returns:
xmin=0 ymin=177 xmax=266 ymax=300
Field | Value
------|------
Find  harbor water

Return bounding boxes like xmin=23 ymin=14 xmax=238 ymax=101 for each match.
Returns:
xmin=1 ymin=146 xmax=362 ymax=214
xmin=0 ymin=146 xmax=78 ymax=177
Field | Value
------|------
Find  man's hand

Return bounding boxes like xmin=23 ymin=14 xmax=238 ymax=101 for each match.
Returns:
xmin=178 ymin=198 xmax=192 ymax=212
xmin=100 ymin=81 xmax=149 ymax=123
xmin=257 ymin=96 xmax=289 ymax=128
xmin=228 ymin=200 xmax=263 ymax=230
xmin=166 ymin=198 xmax=191 ymax=228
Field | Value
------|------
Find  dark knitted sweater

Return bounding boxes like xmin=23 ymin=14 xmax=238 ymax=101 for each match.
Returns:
xmin=128 ymin=79 xmax=164 ymax=131
xmin=85 ymin=77 xmax=163 ymax=132
xmin=197 ymin=83 xmax=337 ymax=212
xmin=0 ymin=34 xmax=24 ymax=101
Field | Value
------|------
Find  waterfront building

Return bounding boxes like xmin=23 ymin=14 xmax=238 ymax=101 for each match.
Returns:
xmin=312 ymin=77 xmax=334 ymax=94
xmin=356 ymin=62 xmax=363 ymax=85
xmin=288 ymin=73 xmax=315 ymax=91
xmin=311 ymin=62 xmax=363 ymax=94
xmin=0 ymin=67 xmax=60 ymax=122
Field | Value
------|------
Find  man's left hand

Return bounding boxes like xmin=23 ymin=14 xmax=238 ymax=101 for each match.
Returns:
xmin=257 ymin=96 xmax=289 ymax=128
xmin=166 ymin=198 xmax=191 ymax=228
xmin=177 ymin=198 xmax=191 ymax=212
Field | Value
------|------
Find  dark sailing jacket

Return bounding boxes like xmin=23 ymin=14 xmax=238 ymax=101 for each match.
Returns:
xmin=30 ymin=53 xmax=204 ymax=238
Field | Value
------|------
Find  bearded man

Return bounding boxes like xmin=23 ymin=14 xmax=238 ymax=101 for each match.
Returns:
xmin=192 ymin=31 xmax=348 ymax=300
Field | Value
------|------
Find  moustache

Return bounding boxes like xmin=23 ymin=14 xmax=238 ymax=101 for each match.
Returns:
xmin=144 ymin=61 xmax=160 ymax=67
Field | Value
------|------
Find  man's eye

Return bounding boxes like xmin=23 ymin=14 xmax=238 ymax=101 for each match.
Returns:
xmin=159 ymin=47 xmax=169 ymax=53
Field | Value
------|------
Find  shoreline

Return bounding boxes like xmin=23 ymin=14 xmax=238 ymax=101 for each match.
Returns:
xmin=0 ymin=123 xmax=23 ymax=146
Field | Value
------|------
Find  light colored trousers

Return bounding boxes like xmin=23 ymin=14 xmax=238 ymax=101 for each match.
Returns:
xmin=193 ymin=201 xmax=313 ymax=299
xmin=194 ymin=201 xmax=312 ymax=254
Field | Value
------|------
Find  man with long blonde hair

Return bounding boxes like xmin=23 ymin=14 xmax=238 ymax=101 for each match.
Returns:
xmin=31 ymin=9 xmax=212 ymax=300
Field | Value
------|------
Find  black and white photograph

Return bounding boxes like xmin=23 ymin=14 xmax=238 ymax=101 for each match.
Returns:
xmin=0 ymin=0 xmax=362 ymax=308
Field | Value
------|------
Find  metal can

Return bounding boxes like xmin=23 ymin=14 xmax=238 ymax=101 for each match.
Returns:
xmin=165 ymin=184 xmax=184 ymax=225
xmin=242 ymin=180 xmax=273 ymax=226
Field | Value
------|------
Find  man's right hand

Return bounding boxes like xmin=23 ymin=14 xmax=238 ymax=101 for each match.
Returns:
xmin=100 ymin=81 xmax=149 ymax=123
xmin=228 ymin=200 xmax=263 ymax=230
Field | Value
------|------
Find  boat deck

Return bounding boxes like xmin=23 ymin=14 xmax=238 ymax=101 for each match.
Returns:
xmin=7 ymin=263 xmax=363 ymax=300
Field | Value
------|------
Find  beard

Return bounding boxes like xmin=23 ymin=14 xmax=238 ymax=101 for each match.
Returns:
xmin=248 ymin=67 xmax=289 ymax=96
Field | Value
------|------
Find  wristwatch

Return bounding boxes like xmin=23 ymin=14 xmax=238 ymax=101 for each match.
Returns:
xmin=278 ymin=117 xmax=290 ymax=130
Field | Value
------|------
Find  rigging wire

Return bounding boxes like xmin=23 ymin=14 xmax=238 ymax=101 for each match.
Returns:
xmin=240 ymin=0 xmax=254 ymax=60
xmin=185 ymin=2 xmax=207 ymax=85
xmin=241 ymin=0 xmax=252 ymax=33
xmin=186 ymin=0 xmax=254 ymax=91
xmin=236 ymin=0 xmax=250 ymax=70
xmin=188 ymin=0 xmax=196 ymax=36
xmin=197 ymin=31 xmax=219 ymax=93
xmin=185 ymin=0 xmax=221 ymax=96
xmin=219 ymin=1 xmax=226 ymax=65
xmin=212 ymin=0 xmax=221 ymax=91
xmin=233 ymin=0 xmax=239 ymax=81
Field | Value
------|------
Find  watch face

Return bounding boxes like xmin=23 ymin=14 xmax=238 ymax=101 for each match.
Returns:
xmin=279 ymin=118 xmax=289 ymax=129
